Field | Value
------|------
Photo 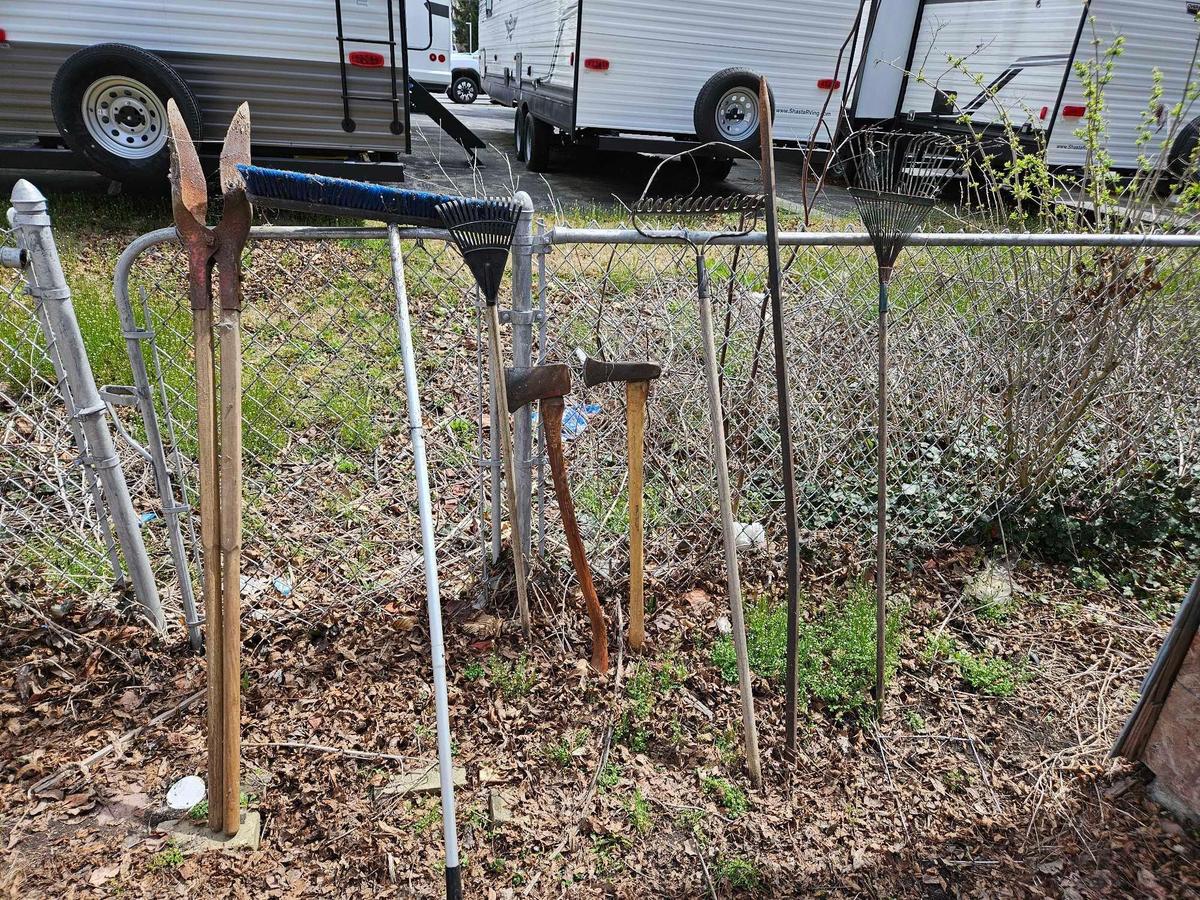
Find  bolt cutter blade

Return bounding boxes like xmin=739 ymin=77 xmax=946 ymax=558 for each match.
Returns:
xmin=219 ymin=103 xmax=252 ymax=197
xmin=167 ymin=99 xmax=207 ymax=228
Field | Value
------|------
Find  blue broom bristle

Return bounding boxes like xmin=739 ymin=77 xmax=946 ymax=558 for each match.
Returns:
xmin=237 ymin=165 xmax=457 ymax=226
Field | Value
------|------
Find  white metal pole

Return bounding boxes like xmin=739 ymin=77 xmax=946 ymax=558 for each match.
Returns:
xmin=388 ymin=226 xmax=461 ymax=900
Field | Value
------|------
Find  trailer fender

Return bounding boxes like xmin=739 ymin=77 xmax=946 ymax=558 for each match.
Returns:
xmin=51 ymin=43 xmax=201 ymax=187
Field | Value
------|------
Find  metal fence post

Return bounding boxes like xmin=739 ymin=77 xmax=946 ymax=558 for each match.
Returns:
xmin=10 ymin=180 xmax=166 ymax=633
xmin=510 ymin=192 xmax=535 ymax=556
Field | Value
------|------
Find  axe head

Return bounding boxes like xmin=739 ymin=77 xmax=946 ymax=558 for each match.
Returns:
xmin=580 ymin=355 xmax=662 ymax=388
xmin=505 ymin=363 xmax=571 ymax=413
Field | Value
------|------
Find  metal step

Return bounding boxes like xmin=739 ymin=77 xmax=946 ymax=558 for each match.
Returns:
xmin=409 ymin=80 xmax=485 ymax=160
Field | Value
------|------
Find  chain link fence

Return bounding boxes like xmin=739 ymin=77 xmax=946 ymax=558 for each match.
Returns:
xmin=0 ymin=221 xmax=126 ymax=610
xmin=8 ymin=215 xmax=1197 ymax=638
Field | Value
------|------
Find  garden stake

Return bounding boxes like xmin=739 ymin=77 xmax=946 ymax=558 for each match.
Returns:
xmin=436 ymin=198 xmax=532 ymax=639
xmin=388 ymin=225 xmax=463 ymax=900
xmin=505 ymin=363 xmax=609 ymax=674
xmin=842 ymin=129 xmax=960 ymax=718
xmin=579 ymin=352 xmax=662 ymax=650
xmin=758 ymin=76 xmax=802 ymax=758
xmin=631 ymin=194 xmax=765 ymax=787
xmin=167 ymin=100 xmax=252 ymax=834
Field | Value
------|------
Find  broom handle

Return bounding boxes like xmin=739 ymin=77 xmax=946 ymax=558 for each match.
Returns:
xmin=876 ymin=278 xmax=889 ymax=719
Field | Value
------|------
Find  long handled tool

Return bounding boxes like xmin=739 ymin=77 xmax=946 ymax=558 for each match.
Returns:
xmin=579 ymin=353 xmax=662 ymax=651
xmin=631 ymin=194 xmax=765 ymax=787
xmin=506 ymin=364 xmax=609 ymax=674
xmin=389 ymin=225 xmax=463 ymax=900
xmin=168 ymin=101 xmax=251 ymax=836
xmin=841 ymin=129 xmax=959 ymax=718
xmin=758 ymin=77 xmax=801 ymax=757
xmin=435 ymin=198 xmax=532 ymax=638
xmin=236 ymin=165 xmax=466 ymax=896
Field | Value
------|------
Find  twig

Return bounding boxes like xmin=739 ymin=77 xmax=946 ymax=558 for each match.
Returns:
xmin=28 ymin=689 xmax=205 ymax=796
xmin=242 ymin=741 xmax=418 ymax=764
xmin=696 ymin=838 xmax=719 ymax=900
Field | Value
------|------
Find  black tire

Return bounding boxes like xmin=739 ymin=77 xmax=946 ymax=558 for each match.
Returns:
xmin=448 ymin=74 xmax=479 ymax=104
xmin=513 ymin=106 xmax=527 ymax=162
xmin=1164 ymin=117 xmax=1200 ymax=193
xmin=698 ymin=156 xmax=734 ymax=182
xmin=693 ymin=68 xmax=774 ymax=153
xmin=51 ymin=43 xmax=201 ymax=186
xmin=524 ymin=114 xmax=551 ymax=172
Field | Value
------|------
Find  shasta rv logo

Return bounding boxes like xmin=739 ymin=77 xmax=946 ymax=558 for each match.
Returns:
xmin=505 ymin=14 xmax=518 ymax=38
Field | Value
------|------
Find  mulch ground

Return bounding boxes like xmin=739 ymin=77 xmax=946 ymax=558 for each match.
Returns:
xmin=2 ymin=549 xmax=1198 ymax=899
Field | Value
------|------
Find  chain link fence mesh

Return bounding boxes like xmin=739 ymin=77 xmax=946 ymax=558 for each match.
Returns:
xmin=0 ymin=221 xmax=124 ymax=608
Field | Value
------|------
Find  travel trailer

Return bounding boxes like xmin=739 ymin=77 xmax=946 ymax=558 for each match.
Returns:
xmin=478 ymin=0 xmax=868 ymax=175
xmin=0 ymin=0 xmax=481 ymax=183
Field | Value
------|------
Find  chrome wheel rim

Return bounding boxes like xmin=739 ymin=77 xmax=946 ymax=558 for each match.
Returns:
xmin=715 ymin=86 xmax=759 ymax=141
xmin=82 ymin=75 xmax=168 ymax=159
xmin=453 ymin=79 xmax=476 ymax=103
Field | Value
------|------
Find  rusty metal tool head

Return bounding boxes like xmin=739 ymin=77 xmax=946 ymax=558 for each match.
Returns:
xmin=213 ymin=103 xmax=252 ymax=311
xmin=167 ymin=99 xmax=215 ymax=311
xmin=578 ymin=354 xmax=662 ymax=388
xmin=504 ymin=363 xmax=571 ymax=412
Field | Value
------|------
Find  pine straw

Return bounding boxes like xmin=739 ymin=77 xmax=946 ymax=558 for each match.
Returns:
xmin=1 ymin=552 xmax=1197 ymax=898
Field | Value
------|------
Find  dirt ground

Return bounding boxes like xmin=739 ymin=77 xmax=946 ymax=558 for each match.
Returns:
xmin=2 ymin=547 xmax=1197 ymax=898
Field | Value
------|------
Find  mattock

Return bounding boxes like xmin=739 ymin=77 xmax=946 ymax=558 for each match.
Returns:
xmin=505 ymin=363 xmax=609 ymax=674
xmin=167 ymin=99 xmax=252 ymax=836
xmin=577 ymin=352 xmax=662 ymax=651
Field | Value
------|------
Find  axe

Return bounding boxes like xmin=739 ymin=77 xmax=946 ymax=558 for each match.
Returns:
xmin=505 ymin=364 xmax=609 ymax=674
xmin=579 ymin=352 xmax=662 ymax=650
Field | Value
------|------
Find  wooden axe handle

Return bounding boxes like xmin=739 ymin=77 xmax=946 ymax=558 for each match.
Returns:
xmin=625 ymin=381 xmax=649 ymax=650
xmin=541 ymin=397 xmax=609 ymax=674
xmin=218 ymin=306 xmax=243 ymax=836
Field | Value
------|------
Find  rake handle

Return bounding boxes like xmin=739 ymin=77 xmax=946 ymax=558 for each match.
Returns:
xmin=542 ymin=397 xmax=609 ymax=675
xmin=875 ymin=278 xmax=889 ymax=719
xmin=625 ymin=381 xmax=649 ymax=650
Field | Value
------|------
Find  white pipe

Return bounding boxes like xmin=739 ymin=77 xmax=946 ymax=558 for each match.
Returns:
xmin=388 ymin=226 xmax=461 ymax=898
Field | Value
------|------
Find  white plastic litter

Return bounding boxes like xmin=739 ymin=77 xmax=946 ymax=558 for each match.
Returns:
xmin=734 ymin=521 xmax=766 ymax=552
xmin=166 ymin=775 xmax=206 ymax=811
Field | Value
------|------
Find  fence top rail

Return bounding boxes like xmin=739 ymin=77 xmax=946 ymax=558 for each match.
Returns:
xmin=543 ymin=227 xmax=1200 ymax=249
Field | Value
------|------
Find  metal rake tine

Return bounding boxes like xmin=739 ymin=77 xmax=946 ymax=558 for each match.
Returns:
xmin=219 ymin=103 xmax=252 ymax=198
xmin=167 ymin=99 xmax=207 ymax=227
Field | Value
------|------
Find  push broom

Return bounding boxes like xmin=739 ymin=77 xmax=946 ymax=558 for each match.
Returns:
xmin=238 ymin=166 xmax=471 ymax=900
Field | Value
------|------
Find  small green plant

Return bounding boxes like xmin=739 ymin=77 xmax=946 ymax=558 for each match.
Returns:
xmin=545 ymin=728 xmax=590 ymax=768
xmin=488 ymin=654 xmax=536 ymax=698
xmin=463 ymin=660 xmax=485 ymax=681
xmin=598 ymin=761 xmax=621 ymax=791
xmin=412 ymin=805 xmax=441 ymax=834
xmin=922 ymin=631 xmax=956 ymax=664
xmin=716 ymin=856 xmax=761 ymax=891
xmin=627 ymin=788 xmax=652 ymax=835
xmin=943 ymin=768 xmax=971 ymax=794
xmin=486 ymin=857 xmax=507 ymax=875
xmin=149 ymin=841 xmax=184 ymax=870
xmin=952 ymin=648 xmax=1020 ymax=697
xmin=903 ymin=710 xmax=926 ymax=733
xmin=187 ymin=799 xmax=208 ymax=821
xmin=701 ymin=775 xmax=748 ymax=817
xmin=713 ymin=728 xmax=739 ymax=767
xmin=711 ymin=597 xmax=789 ymax=683
xmin=334 ymin=457 xmax=361 ymax=475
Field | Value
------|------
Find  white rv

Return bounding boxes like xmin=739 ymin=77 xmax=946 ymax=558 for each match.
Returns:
xmin=477 ymin=0 xmax=869 ymax=176
xmin=852 ymin=0 xmax=1200 ymax=177
xmin=1 ymin=0 xmax=474 ymax=184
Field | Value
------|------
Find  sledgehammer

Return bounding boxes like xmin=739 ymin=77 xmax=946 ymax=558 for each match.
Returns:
xmin=505 ymin=363 xmax=609 ymax=674
xmin=578 ymin=352 xmax=662 ymax=650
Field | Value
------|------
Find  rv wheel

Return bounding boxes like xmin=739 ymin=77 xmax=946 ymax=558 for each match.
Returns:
xmin=1164 ymin=117 xmax=1200 ymax=193
xmin=51 ymin=43 xmax=201 ymax=187
xmin=514 ymin=107 xmax=527 ymax=161
xmin=694 ymin=68 xmax=774 ymax=152
xmin=524 ymin=115 xmax=551 ymax=172
xmin=449 ymin=74 xmax=479 ymax=104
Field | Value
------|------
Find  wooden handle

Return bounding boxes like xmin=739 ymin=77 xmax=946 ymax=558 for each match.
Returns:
xmin=193 ymin=308 xmax=224 ymax=834
xmin=218 ymin=308 xmax=242 ymax=836
xmin=542 ymin=397 xmax=609 ymax=674
xmin=625 ymin=381 xmax=649 ymax=650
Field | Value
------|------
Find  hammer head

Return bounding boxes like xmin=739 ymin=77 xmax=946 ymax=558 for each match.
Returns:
xmin=505 ymin=363 xmax=571 ymax=413
xmin=580 ymin=355 xmax=662 ymax=388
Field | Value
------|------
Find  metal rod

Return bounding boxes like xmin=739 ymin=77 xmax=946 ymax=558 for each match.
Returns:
xmin=546 ymin=229 xmax=1200 ymax=248
xmin=759 ymin=77 xmax=801 ymax=760
xmin=876 ymin=277 xmax=889 ymax=719
xmin=389 ymin=226 xmax=461 ymax=900
xmin=10 ymin=180 xmax=165 ymax=631
xmin=510 ymin=193 xmax=535 ymax=558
